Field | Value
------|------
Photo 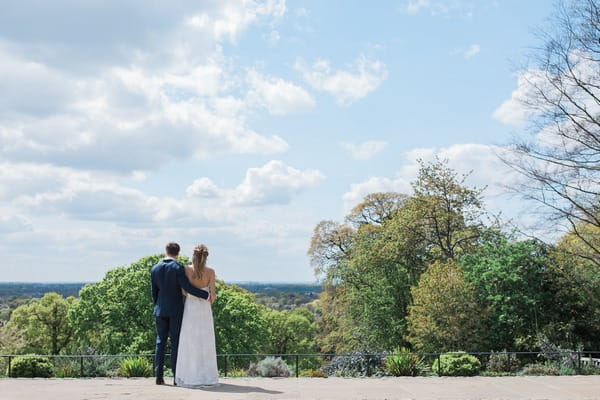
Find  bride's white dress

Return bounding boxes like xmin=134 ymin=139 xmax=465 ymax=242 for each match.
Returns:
xmin=175 ymin=287 xmax=219 ymax=387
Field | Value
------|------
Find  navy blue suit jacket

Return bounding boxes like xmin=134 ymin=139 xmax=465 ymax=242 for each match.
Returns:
xmin=150 ymin=258 xmax=209 ymax=317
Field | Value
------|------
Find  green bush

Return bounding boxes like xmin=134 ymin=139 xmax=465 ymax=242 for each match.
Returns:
xmin=247 ymin=357 xmax=291 ymax=377
xmin=118 ymin=357 xmax=153 ymax=377
xmin=10 ymin=355 xmax=53 ymax=378
xmin=520 ymin=362 xmax=560 ymax=376
xmin=299 ymin=369 xmax=328 ymax=378
xmin=486 ymin=351 xmax=520 ymax=373
xmin=432 ymin=352 xmax=481 ymax=376
xmin=384 ymin=347 xmax=425 ymax=376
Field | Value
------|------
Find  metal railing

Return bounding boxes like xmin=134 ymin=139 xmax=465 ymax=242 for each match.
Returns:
xmin=1 ymin=351 xmax=599 ymax=378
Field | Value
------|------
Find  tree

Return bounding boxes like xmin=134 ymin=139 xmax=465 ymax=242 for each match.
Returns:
xmin=406 ymin=158 xmax=486 ymax=260
xmin=460 ymin=230 xmax=551 ymax=350
xmin=212 ymin=283 xmax=267 ymax=356
xmin=346 ymin=192 xmax=407 ymax=225
xmin=69 ymin=255 xmax=161 ymax=354
xmin=308 ymin=220 xmax=354 ymax=280
xmin=503 ymin=0 xmax=600 ymax=264
xmin=406 ymin=261 xmax=485 ymax=352
xmin=311 ymin=161 xmax=489 ymax=352
xmin=0 ymin=321 xmax=27 ymax=354
xmin=263 ymin=307 xmax=317 ymax=355
xmin=542 ymin=230 xmax=600 ymax=349
xmin=8 ymin=292 xmax=76 ymax=354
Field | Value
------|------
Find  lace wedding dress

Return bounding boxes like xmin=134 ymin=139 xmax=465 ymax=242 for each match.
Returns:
xmin=175 ymin=287 xmax=219 ymax=387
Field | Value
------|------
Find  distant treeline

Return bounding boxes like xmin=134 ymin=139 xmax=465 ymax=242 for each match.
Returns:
xmin=234 ymin=282 xmax=321 ymax=294
xmin=0 ymin=283 xmax=86 ymax=300
xmin=0 ymin=281 xmax=321 ymax=300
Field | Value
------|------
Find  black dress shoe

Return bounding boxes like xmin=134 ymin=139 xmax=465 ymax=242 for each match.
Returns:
xmin=156 ymin=377 xmax=165 ymax=385
xmin=173 ymin=379 xmax=177 ymax=386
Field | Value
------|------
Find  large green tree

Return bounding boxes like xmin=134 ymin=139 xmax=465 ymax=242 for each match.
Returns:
xmin=460 ymin=231 xmax=551 ymax=350
xmin=263 ymin=307 xmax=317 ymax=355
xmin=310 ymin=160 xmax=489 ymax=352
xmin=69 ymin=255 xmax=160 ymax=354
xmin=405 ymin=261 xmax=485 ymax=352
xmin=8 ymin=292 xmax=76 ymax=354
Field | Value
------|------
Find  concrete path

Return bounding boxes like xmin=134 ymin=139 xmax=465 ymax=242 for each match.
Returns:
xmin=1 ymin=376 xmax=599 ymax=399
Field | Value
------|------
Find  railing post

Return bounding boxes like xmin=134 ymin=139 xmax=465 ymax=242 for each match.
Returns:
xmin=80 ymin=356 xmax=84 ymax=377
xmin=366 ymin=354 xmax=371 ymax=377
xmin=224 ymin=356 xmax=228 ymax=377
xmin=437 ymin=353 xmax=442 ymax=376
xmin=8 ymin=356 xmax=12 ymax=378
xmin=577 ymin=351 xmax=581 ymax=374
xmin=507 ymin=352 xmax=511 ymax=372
xmin=295 ymin=355 xmax=299 ymax=378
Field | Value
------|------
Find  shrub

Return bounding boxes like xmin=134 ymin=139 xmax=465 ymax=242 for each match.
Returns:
xmin=227 ymin=368 xmax=247 ymax=377
xmin=11 ymin=355 xmax=53 ymax=378
xmin=520 ymin=362 xmax=560 ymax=376
xmin=118 ymin=357 xmax=153 ymax=378
xmin=384 ymin=347 xmax=425 ymax=377
xmin=299 ymin=369 xmax=328 ymax=378
xmin=323 ymin=352 xmax=386 ymax=377
xmin=432 ymin=352 xmax=481 ymax=376
xmin=486 ymin=351 xmax=520 ymax=373
xmin=54 ymin=361 xmax=78 ymax=378
xmin=247 ymin=357 xmax=291 ymax=377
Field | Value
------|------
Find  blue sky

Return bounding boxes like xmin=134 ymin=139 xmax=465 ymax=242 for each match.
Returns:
xmin=0 ymin=0 xmax=555 ymax=282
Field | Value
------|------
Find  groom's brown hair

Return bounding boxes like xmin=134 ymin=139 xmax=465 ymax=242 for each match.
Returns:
xmin=165 ymin=242 xmax=180 ymax=256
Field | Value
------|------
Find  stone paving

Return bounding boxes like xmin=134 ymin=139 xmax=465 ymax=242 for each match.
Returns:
xmin=1 ymin=376 xmax=600 ymax=400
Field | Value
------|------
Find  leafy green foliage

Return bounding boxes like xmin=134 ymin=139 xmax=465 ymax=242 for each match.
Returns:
xmin=322 ymin=353 xmax=386 ymax=377
xmin=7 ymin=292 xmax=76 ymax=354
xmin=432 ymin=352 xmax=481 ymax=376
xmin=263 ymin=307 xmax=316 ymax=355
xmin=406 ymin=261 xmax=485 ymax=352
xmin=311 ymin=160 xmax=488 ymax=353
xmin=519 ymin=362 xmax=560 ymax=376
xmin=212 ymin=282 xmax=267 ymax=368
xmin=69 ymin=255 xmax=164 ymax=354
xmin=383 ymin=347 xmax=425 ymax=376
xmin=118 ymin=356 xmax=153 ymax=377
xmin=10 ymin=355 xmax=53 ymax=377
xmin=486 ymin=351 xmax=520 ymax=373
xmin=461 ymin=231 xmax=550 ymax=350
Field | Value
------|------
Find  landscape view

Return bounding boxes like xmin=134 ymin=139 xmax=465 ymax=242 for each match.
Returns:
xmin=1 ymin=0 xmax=600 ymax=393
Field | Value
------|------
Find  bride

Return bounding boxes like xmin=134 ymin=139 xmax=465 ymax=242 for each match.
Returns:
xmin=175 ymin=244 xmax=219 ymax=387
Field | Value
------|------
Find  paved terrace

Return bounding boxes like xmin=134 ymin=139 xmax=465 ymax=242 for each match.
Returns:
xmin=1 ymin=376 xmax=600 ymax=400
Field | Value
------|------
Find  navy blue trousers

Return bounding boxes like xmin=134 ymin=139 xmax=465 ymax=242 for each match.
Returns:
xmin=154 ymin=315 xmax=182 ymax=378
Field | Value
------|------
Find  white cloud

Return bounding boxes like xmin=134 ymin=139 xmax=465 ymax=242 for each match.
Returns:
xmin=296 ymin=56 xmax=388 ymax=106
xmin=187 ymin=160 xmax=325 ymax=206
xmin=233 ymin=160 xmax=324 ymax=205
xmin=186 ymin=0 xmax=287 ymax=43
xmin=341 ymin=140 xmax=387 ymax=160
xmin=246 ymin=69 xmax=315 ymax=115
xmin=450 ymin=44 xmax=481 ymax=59
xmin=464 ymin=44 xmax=480 ymax=59
xmin=342 ymin=143 xmax=519 ymax=213
xmin=492 ymin=70 xmax=546 ymax=126
xmin=0 ymin=44 xmax=290 ymax=172
xmin=401 ymin=0 xmax=474 ymax=17
xmin=186 ymin=177 xmax=223 ymax=198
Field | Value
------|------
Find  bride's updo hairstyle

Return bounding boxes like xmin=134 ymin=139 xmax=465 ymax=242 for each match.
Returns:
xmin=192 ymin=244 xmax=209 ymax=279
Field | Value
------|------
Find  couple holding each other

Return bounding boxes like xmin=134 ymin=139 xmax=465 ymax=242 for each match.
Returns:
xmin=150 ymin=242 xmax=219 ymax=388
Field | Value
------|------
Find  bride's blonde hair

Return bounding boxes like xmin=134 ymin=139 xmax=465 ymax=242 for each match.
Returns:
xmin=192 ymin=244 xmax=209 ymax=280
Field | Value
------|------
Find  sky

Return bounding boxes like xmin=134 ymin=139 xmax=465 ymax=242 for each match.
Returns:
xmin=0 ymin=0 xmax=557 ymax=283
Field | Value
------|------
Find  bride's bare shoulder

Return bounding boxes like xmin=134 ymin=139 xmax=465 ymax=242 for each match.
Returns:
xmin=206 ymin=266 xmax=216 ymax=276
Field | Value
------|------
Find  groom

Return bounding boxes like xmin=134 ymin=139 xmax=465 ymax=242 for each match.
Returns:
xmin=151 ymin=242 xmax=210 ymax=385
